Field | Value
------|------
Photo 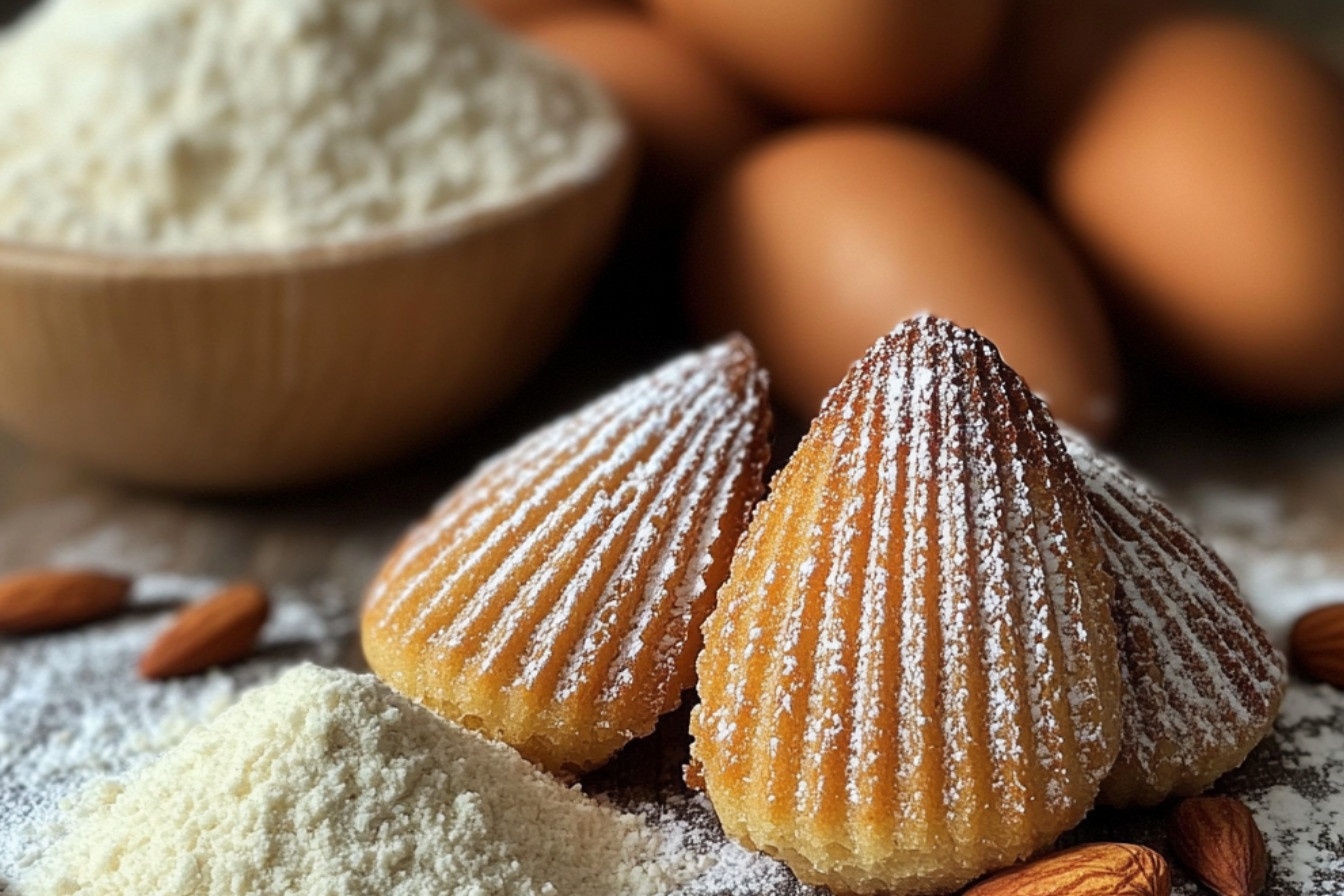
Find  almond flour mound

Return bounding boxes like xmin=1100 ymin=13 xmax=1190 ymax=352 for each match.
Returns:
xmin=0 ymin=0 xmax=622 ymax=251
xmin=20 ymin=664 xmax=696 ymax=896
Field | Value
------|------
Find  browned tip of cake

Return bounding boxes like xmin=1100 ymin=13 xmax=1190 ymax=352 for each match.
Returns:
xmin=361 ymin=337 xmax=771 ymax=774
xmin=1063 ymin=431 xmax=1287 ymax=808
xmin=690 ymin=315 xmax=1121 ymax=895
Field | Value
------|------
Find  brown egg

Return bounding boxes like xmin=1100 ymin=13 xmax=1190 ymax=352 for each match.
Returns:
xmin=644 ymin=0 xmax=1006 ymax=119
xmin=687 ymin=124 xmax=1121 ymax=438
xmin=1053 ymin=15 xmax=1344 ymax=404
xmin=523 ymin=9 xmax=767 ymax=199
xmin=462 ymin=0 xmax=625 ymax=29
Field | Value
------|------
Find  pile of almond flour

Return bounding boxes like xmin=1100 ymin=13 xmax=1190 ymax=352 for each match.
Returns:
xmin=0 ymin=574 xmax=355 ymax=884
xmin=20 ymin=665 xmax=703 ymax=896
xmin=0 ymin=573 xmax=799 ymax=896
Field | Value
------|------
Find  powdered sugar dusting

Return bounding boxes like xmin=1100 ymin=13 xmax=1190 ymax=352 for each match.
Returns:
xmin=690 ymin=316 xmax=1121 ymax=893
xmin=1065 ymin=432 xmax=1287 ymax=806
xmin=1179 ymin=482 xmax=1344 ymax=654
xmin=362 ymin=337 xmax=770 ymax=770
xmin=1241 ymin=685 xmax=1344 ymax=893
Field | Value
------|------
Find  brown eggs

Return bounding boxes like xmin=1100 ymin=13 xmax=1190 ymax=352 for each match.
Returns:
xmin=687 ymin=124 xmax=1121 ymax=438
xmin=644 ymin=0 xmax=1006 ymax=118
xmin=1053 ymin=15 xmax=1344 ymax=404
xmin=523 ymin=9 xmax=767 ymax=199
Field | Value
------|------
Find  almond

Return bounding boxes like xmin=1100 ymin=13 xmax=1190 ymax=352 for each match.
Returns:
xmin=0 ymin=569 xmax=131 ymax=633
xmin=1167 ymin=796 xmax=1268 ymax=896
xmin=965 ymin=843 xmax=1171 ymax=896
xmin=1289 ymin=603 xmax=1344 ymax=687
xmin=138 ymin=582 xmax=269 ymax=679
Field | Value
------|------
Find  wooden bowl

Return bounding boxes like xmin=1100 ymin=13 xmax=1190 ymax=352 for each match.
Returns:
xmin=0 ymin=144 xmax=633 ymax=493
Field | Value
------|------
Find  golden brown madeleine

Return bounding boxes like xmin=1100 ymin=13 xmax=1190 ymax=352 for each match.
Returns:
xmin=690 ymin=315 xmax=1121 ymax=896
xmin=363 ymin=337 xmax=771 ymax=774
xmin=1064 ymin=431 xmax=1287 ymax=807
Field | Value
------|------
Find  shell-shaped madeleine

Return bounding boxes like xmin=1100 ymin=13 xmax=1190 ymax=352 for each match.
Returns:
xmin=1064 ymin=432 xmax=1287 ymax=807
xmin=363 ymin=337 xmax=771 ymax=774
xmin=691 ymin=316 xmax=1121 ymax=896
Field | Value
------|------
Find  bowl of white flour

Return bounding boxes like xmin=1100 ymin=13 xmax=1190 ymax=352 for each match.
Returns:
xmin=0 ymin=0 xmax=632 ymax=491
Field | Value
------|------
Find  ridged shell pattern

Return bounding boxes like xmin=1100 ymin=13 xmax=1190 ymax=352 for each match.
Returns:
xmin=363 ymin=337 xmax=770 ymax=773
xmin=691 ymin=316 xmax=1122 ymax=896
xmin=1064 ymin=431 xmax=1287 ymax=807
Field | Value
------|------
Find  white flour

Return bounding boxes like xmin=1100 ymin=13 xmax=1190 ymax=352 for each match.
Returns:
xmin=0 ymin=0 xmax=622 ymax=251
xmin=0 ymin=574 xmax=353 ymax=888
xmin=1240 ymin=685 xmax=1344 ymax=893
xmin=20 ymin=665 xmax=701 ymax=896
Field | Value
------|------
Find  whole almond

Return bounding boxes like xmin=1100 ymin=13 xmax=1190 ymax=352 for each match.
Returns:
xmin=0 ymin=570 xmax=131 ymax=633
xmin=1289 ymin=603 xmax=1344 ymax=687
xmin=138 ymin=582 xmax=269 ymax=679
xmin=1167 ymin=796 xmax=1268 ymax=896
xmin=965 ymin=843 xmax=1171 ymax=896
